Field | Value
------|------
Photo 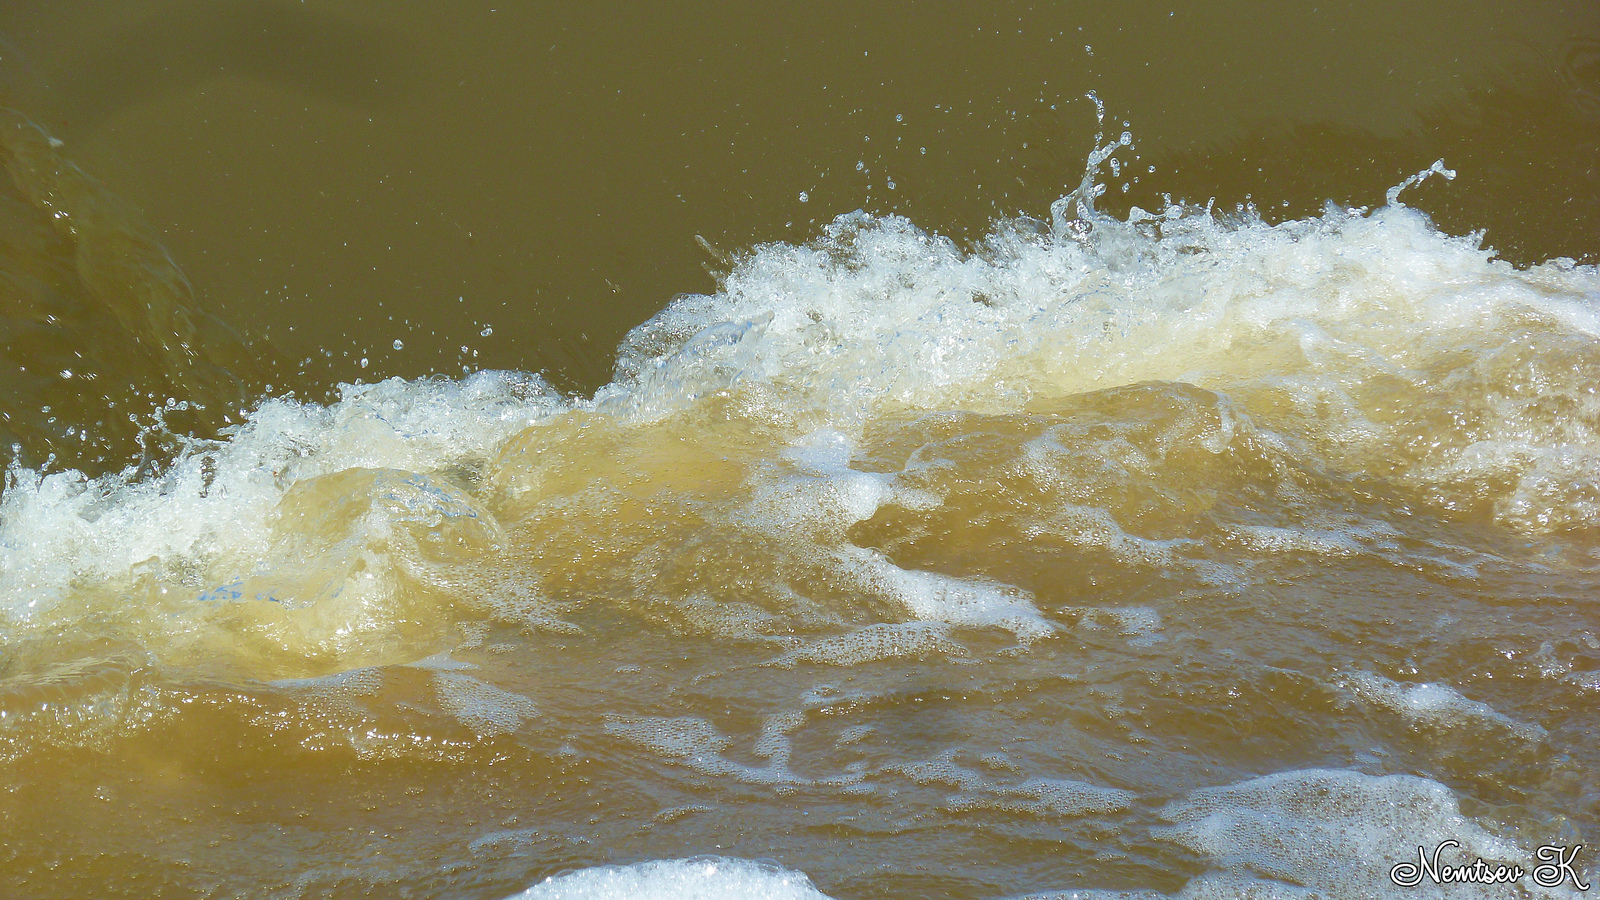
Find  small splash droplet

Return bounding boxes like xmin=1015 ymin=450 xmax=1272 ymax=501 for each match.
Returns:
xmin=393 ymin=339 xmax=404 ymax=350
xmin=480 ymin=325 xmax=493 ymax=337
xmin=799 ymin=191 xmax=809 ymax=203
xmin=359 ymin=357 xmax=369 ymax=368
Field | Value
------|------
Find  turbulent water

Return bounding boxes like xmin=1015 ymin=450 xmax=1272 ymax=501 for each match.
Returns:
xmin=1 ymin=84 xmax=1596 ymax=898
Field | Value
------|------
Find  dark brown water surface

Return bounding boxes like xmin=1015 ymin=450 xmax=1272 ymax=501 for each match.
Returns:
xmin=1 ymin=4 xmax=1598 ymax=900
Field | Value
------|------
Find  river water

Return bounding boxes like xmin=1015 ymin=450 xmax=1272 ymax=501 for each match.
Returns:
xmin=1 ymin=3 xmax=1597 ymax=898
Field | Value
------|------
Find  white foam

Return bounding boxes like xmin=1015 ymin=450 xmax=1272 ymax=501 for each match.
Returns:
xmin=605 ymin=715 xmax=731 ymax=761
xmin=899 ymin=751 xmax=1135 ymax=819
xmin=1 ymin=371 xmax=558 ymax=633
xmin=732 ymin=428 xmax=1055 ymax=640
xmin=840 ymin=547 xmax=1055 ymax=640
xmin=1017 ymin=501 xmax=1186 ymax=571
xmin=1154 ymin=768 xmax=1579 ymax=899
xmin=605 ymin=713 xmax=860 ymax=788
xmin=431 ymin=670 xmax=539 ymax=738
xmin=506 ymin=858 xmax=835 ymax=900
xmin=0 ymin=373 xmax=576 ymax=681
xmin=1070 ymin=606 xmax=1164 ymax=645
xmin=948 ymin=776 xmax=1137 ymax=818
xmin=269 ymin=666 xmax=384 ymax=719
xmin=736 ymin=429 xmax=897 ymax=538
xmin=1335 ymin=671 xmax=1547 ymax=742
xmin=768 ymin=621 xmax=967 ymax=668
xmin=603 ymin=188 xmax=1600 ymax=540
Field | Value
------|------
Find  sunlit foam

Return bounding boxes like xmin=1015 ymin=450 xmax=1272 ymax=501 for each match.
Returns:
xmin=505 ymin=857 xmax=835 ymax=900
xmin=1149 ymin=768 xmax=1574 ymax=900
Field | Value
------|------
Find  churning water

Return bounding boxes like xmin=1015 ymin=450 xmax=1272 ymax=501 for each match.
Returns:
xmin=1 ymin=4 xmax=1597 ymax=898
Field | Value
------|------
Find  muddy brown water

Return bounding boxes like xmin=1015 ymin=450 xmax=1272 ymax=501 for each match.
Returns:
xmin=1 ymin=3 xmax=1597 ymax=898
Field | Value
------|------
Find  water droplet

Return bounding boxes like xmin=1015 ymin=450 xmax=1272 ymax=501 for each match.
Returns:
xmin=393 ymin=339 xmax=404 ymax=350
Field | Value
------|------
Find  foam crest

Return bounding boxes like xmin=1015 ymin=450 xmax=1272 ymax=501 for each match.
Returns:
xmin=0 ymin=371 xmax=559 ymax=673
xmin=1068 ymin=606 xmax=1164 ymax=645
xmin=2 ymin=371 xmax=555 ymax=612
xmin=607 ymin=183 xmax=1600 ymax=536
xmin=507 ymin=858 xmax=835 ymax=900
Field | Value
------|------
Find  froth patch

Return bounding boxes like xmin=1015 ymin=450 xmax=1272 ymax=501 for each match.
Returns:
xmin=1335 ymin=671 xmax=1547 ymax=744
xmin=841 ymin=548 xmax=1055 ymax=640
xmin=431 ymin=670 xmax=539 ymax=738
xmin=506 ymin=858 xmax=835 ymax=900
xmin=1068 ymin=606 xmax=1164 ymax=646
xmin=1154 ymin=768 xmax=1574 ymax=899
xmin=946 ymin=776 xmax=1137 ymax=819
xmin=737 ymin=429 xmax=898 ymax=538
xmin=767 ymin=622 xmax=968 ymax=668
xmin=732 ymin=428 xmax=1054 ymax=640
xmin=897 ymin=751 xmax=1135 ymax=819
xmin=606 ymin=715 xmax=730 ymax=761
xmin=605 ymin=713 xmax=861 ymax=788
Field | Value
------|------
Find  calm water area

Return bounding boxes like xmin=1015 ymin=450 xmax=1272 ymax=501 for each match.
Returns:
xmin=1 ymin=2 xmax=1598 ymax=898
